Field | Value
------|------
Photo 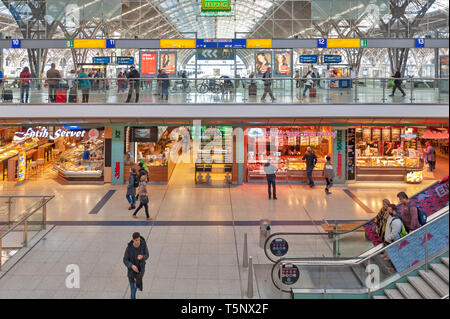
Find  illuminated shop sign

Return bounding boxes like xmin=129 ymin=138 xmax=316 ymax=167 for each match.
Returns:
xmin=201 ymin=0 xmax=231 ymax=11
xmin=265 ymin=131 xmax=338 ymax=138
xmin=15 ymin=127 xmax=88 ymax=140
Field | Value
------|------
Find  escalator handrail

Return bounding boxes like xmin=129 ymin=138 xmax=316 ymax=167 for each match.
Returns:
xmin=272 ymin=206 xmax=449 ymax=294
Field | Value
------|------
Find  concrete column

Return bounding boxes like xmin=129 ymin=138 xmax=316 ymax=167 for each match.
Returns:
xmin=111 ymin=125 xmax=125 ymax=184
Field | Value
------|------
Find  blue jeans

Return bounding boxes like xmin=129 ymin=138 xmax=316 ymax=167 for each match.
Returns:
xmin=130 ymin=282 xmax=137 ymax=299
xmin=303 ymin=85 xmax=311 ymax=96
xmin=126 ymin=195 xmax=136 ymax=205
xmin=161 ymin=86 xmax=169 ymax=100
xmin=20 ymin=84 xmax=30 ymax=103
xmin=306 ymin=167 xmax=314 ymax=185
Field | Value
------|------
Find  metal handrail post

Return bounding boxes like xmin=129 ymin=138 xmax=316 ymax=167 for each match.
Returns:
xmin=323 ymin=265 xmax=327 ymax=299
xmin=43 ymin=200 xmax=47 ymax=230
xmin=23 ymin=219 xmax=28 ymax=247
xmin=7 ymin=196 xmax=12 ymax=225
xmin=382 ymin=80 xmax=386 ymax=103
xmin=410 ymin=78 xmax=414 ymax=103
xmin=425 ymin=227 xmax=429 ymax=272
xmin=0 ymin=238 xmax=2 ymax=271
xmin=354 ymin=78 xmax=358 ymax=103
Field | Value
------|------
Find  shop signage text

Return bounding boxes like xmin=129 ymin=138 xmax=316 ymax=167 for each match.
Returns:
xmin=265 ymin=131 xmax=337 ymax=138
xmin=16 ymin=127 xmax=87 ymax=140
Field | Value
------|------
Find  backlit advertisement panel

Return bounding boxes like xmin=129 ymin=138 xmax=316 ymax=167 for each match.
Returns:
xmin=140 ymin=51 xmax=157 ymax=77
xmin=274 ymin=51 xmax=292 ymax=77
xmin=255 ymin=52 xmax=272 ymax=77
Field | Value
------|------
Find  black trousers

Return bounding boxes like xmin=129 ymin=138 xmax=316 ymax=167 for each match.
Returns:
xmin=82 ymin=88 xmax=89 ymax=103
xmin=267 ymin=178 xmax=276 ymax=198
xmin=392 ymin=83 xmax=405 ymax=95
xmin=133 ymin=202 xmax=149 ymax=218
xmin=126 ymin=82 xmax=140 ymax=103
xmin=48 ymin=85 xmax=57 ymax=102
xmin=325 ymin=178 xmax=333 ymax=191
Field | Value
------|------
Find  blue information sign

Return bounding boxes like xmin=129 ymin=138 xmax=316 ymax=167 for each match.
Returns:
xmin=317 ymin=38 xmax=327 ymax=48
xmin=196 ymin=39 xmax=218 ymax=48
xmin=218 ymin=39 xmax=246 ymax=48
xmin=93 ymin=57 xmax=111 ymax=64
xmin=324 ymin=55 xmax=342 ymax=63
xmin=106 ymin=39 xmax=116 ymax=48
xmin=300 ymin=55 xmax=318 ymax=63
xmin=12 ymin=39 xmax=21 ymax=48
xmin=117 ymin=57 xmax=135 ymax=65
xmin=415 ymin=38 xmax=425 ymax=48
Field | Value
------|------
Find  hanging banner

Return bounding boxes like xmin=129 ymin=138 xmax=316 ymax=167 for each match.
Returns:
xmin=255 ymin=52 xmax=272 ymax=77
xmin=160 ymin=52 xmax=177 ymax=75
xmin=333 ymin=129 xmax=347 ymax=184
xmin=347 ymin=128 xmax=356 ymax=181
xmin=140 ymin=51 xmax=158 ymax=77
xmin=274 ymin=51 xmax=292 ymax=77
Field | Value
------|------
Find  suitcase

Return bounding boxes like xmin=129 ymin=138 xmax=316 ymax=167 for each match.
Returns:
xmin=309 ymin=88 xmax=316 ymax=97
xmin=56 ymin=89 xmax=67 ymax=103
xmin=68 ymin=88 xmax=77 ymax=103
xmin=2 ymin=89 xmax=13 ymax=102
xmin=249 ymin=83 xmax=257 ymax=96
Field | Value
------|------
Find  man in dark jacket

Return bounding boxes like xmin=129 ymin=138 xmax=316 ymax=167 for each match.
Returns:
xmin=261 ymin=67 xmax=276 ymax=102
xmin=123 ymin=232 xmax=149 ymax=299
xmin=160 ymin=70 xmax=170 ymax=101
xmin=389 ymin=67 xmax=406 ymax=97
xmin=126 ymin=66 xmax=140 ymax=103
xmin=303 ymin=147 xmax=318 ymax=187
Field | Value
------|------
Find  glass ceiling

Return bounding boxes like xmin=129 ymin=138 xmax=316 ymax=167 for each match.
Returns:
xmin=159 ymin=0 xmax=275 ymax=39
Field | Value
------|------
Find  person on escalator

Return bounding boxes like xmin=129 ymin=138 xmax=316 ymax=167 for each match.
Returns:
xmin=380 ymin=204 xmax=403 ymax=264
xmin=397 ymin=191 xmax=420 ymax=232
xmin=374 ymin=199 xmax=391 ymax=241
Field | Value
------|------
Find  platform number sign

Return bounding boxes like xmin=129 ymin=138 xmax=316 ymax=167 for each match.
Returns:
xmin=318 ymin=39 xmax=327 ymax=48
xmin=415 ymin=38 xmax=425 ymax=48
xmin=106 ymin=39 xmax=116 ymax=49
xmin=12 ymin=39 xmax=21 ymax=48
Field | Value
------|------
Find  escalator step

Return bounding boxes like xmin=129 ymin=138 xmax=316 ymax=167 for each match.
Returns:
xmin=372 ymin=295 xmax=388 ymax=299
xmin=408 ymin=276 xmax=440 ymax=299
xmin=430 ymin=263 xmax=449 ymax=284
xmin=419 ymin=270 xmax=449 ymax=297
xmin=396 ymin=283 xmax=423 ymax=299
xmin=385 ymin=289 xmax=405 ymax=299
xmin=441 ymin=257 xmax=449 ymax=268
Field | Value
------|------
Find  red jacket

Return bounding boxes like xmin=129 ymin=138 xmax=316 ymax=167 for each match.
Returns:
xmin=20 ymin=71 xmax=31 ymax=84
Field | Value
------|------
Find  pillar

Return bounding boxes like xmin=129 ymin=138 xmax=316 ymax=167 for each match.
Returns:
xmin=106 ymin=125 xmax=125 ymax=185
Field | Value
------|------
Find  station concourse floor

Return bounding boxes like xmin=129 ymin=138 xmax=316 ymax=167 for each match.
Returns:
xmin=2 ymin=85 xmax=448 ymax=105
xmin=0 ymin=157 xmax=447 ymax=299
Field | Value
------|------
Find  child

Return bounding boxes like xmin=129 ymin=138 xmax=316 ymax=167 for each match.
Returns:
xmin=323 ymin=156 xmax=335 ymax=195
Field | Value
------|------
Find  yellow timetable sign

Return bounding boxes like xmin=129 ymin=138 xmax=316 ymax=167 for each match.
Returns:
xmin=246 ymin=39 xmax=272 ymax=49
xmin=160 ymin=39 xmax=196 ymax=49
xmin=327 ymin=39 xmax=360 ymax=48
xmin=74 ymin=39 xmax=106 ymax=49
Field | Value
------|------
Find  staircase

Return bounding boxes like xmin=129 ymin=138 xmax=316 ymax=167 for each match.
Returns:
xmin=373 ymin=257 xmax=449 ymax=299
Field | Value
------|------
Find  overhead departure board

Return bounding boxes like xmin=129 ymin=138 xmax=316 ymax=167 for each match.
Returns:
xmin=73 ymin=39 xmax=106 ymax=49
xmin=246 ymin=39 xmax=272 ymax=49
xmin=160 ymin=39 xmax=196 ymax=49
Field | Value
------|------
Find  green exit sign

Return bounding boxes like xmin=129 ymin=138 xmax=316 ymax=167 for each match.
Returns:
xmin=202 ymin=0 xmax=231 ymax=11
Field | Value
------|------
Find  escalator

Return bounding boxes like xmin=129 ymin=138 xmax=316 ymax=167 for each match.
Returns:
xmin=264 ymin=179 xmax=450 ymax=264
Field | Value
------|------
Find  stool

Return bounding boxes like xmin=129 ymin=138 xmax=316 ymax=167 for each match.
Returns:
xmin=36 ymin=158 xmax=45 ymax=176
xmin=53 ymin=149 xmax=61 ymax=161
xmin=204 ymin=165 xmax=212 ymax=184
xmin=195 ymin=164 xmax=204 ymax=184
xmin=225 ymin=165 xmax=232 ymax=184
xmin=29 ymin=161 xmax=37 ymax=178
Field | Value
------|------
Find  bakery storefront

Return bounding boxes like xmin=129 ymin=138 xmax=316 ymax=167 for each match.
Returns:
xmin=0 ymin=126 xmax=105 ymax=184
xmin=246 ymin=126 xmax=334 ymax=183
xmin=354 ymin=126 xmax=424 ymax=183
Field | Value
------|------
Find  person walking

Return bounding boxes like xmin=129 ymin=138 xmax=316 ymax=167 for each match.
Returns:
xmin=389 ymin=67 xmax=406 ymax=97
xmin=126 ymin=168 xmax=138 ymax=210
xmin=123 ymin=232 xmax=149 ymax=299
xmin=295 ymin=70 xmax=301 ymax=89
xmin=264 ymin=160 xmax=278 ymax=200
xmin=303 ymin=147 xmax=318 ymax=187
xmin=30 ymin=70 xmax=37 ymax=90
xmin=19 ymin=67 xmax=31 ymax=103
xmin=46 ymin=63 xmax=61 ymax=102
xmin=138 ymin=160 xmax=149 ymax=180
xmin=261 ymin=67 xmax=276 ymax=102
xmin=77 ymin=69 xmax=90 ymax=103
xmin=133 ymin=175 xmax=151 ymax=220
xmin=126 ymin=65 xmax=140 ymax=103
xmin=156 ymin=69 xmax=163 ymax=96
xmin=160 ymin=69 xmax=170 ymax=101
xmin=117 ymin=71 xmax=126 ymax=93
xmin=302 ymin=70 xmax=314 ymax=97
xmin=323 ymin=155 xmax=335 ymax=195
xmin=425 ymin=141 xmax=436 ymax=172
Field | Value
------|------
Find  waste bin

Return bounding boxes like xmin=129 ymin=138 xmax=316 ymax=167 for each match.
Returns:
xmin=259 ymin=219 xmax=271 ymax=248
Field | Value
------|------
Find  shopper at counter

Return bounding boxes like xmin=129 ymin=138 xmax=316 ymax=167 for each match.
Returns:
xmin=264 ymin=160 xmax=278 ymax=200
xmin=397 ymin=192 xmax=420 ymax=232
xmin=303 ymin=147 xmax=318 ymax=187
xmin=425 ymin=142 xmax=436 ymax=172
xmin=126 ymin=168 xmax=138 ymax=210
xmin=133 ymin=175 xmax=151 ymax=220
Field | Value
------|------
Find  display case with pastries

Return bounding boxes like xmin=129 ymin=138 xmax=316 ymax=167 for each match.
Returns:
xmin=406 ymin=170 xmax=424 ymax=184
xmin=0 ymin=137 xmax=39 ymax=161
xmin=356 ymin=156 xmax=419 ymax=168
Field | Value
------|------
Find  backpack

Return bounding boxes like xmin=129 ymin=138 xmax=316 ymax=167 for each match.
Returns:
xmin=133 ymin=175 xmax=139 ymax=188
xmin=412 ymin=204 xmax=427 ymax=226
xmin=393 ymin=215 xmax=409 ymax=238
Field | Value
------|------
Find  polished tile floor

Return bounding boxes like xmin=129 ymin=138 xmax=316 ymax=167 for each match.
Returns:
xmin=0 ymin=158 xmax=447 ymax=299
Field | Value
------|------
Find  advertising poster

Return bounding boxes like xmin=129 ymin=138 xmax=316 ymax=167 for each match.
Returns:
xmin=392 ymin=128 xmax=401 ymax=141
xmin=255 ymin=52 xmax=272 ymax=76
xmin=274 ymin=51 xmax=292 ymax=76
xmin=362 ymin=128 xmax=371 ymax=141
xmin=160 ymin=52 xmax=177 ymax=75
xmin=372 ymin=128 xmax=381 ymax=141
xmin=17 ymin=150 xmax=26 ymax=183
xmin=140 ymin=51 xmax=158 ymax=77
